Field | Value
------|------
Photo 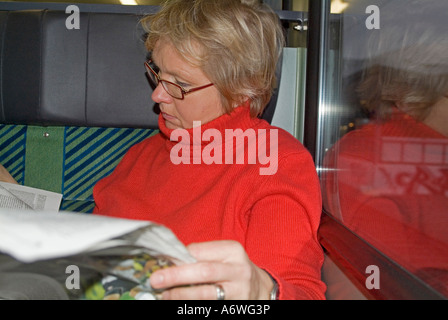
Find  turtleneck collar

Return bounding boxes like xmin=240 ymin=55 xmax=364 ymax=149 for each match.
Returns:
xmin=158 ymin=102 xmax=264 ymax=151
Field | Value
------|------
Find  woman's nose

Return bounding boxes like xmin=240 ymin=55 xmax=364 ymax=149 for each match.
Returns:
xmin=151 ymin=83 xmax=173 ymax=104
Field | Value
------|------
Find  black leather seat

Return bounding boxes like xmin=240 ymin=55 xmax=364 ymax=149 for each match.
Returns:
xmin=0 ymin=9 xmax=159 ymax=128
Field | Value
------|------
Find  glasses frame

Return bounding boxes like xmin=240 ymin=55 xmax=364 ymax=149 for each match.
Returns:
xmin=144 ymin=60 xmax=214 ymax=100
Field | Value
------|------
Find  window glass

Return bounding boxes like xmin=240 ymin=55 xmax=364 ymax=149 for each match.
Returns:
xmin=320 ymin=0 xmax=448 ymax=297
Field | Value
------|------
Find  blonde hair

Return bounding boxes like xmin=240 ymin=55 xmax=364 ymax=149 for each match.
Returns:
xmin=357 ymin=3 xmax=448 ymax=121
xmin=141 ymin=0 xmax=285 ymax=117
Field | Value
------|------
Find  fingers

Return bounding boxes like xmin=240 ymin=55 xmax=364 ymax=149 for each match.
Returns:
xmin=149 ymin=241 xmax=255 ymax=299
xmin=0 ymin=165 xmax=18 ymax=184
xmin=150 ymin=259 xmax=249 ymax=289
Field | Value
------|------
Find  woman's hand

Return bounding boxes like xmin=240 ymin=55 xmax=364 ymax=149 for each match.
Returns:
xmin=150 ymin=240 xmax=275 ymax=300
xmin=0 ymin=164 xmax=18 ymax=184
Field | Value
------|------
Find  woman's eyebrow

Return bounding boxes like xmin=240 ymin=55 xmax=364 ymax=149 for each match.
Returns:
xmin=162 ymin=68 xmax=197 ymax=85
xmin=151 ymin=55 xmax=199 ymax=84
xmin=152 ymin=58 xmax=180 ymax=77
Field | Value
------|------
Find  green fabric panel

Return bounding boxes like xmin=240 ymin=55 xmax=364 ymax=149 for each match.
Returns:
xmin=24 ymin=126 xmax=65 ymax=193
xmin=4 ymin=124 xmax=156 ymax=213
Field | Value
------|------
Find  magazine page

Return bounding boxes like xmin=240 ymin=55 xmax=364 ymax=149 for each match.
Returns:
xmin=62 ymin=247 xmax=179 ymax=300
xmin=0 ymin=182 xmax=62 ymax=212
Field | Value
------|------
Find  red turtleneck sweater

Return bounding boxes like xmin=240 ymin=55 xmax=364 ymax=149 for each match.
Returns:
xmin=93 ymin=105 xmax=326 ymax=300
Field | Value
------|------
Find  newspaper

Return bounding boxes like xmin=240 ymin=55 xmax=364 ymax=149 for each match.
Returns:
xmin=0 ymin=209 xmax=195 ymax=300
xmin=0 ymin=182 xmax=62 ymax=212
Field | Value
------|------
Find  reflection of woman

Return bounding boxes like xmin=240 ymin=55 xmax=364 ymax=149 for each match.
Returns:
xmin=323 ymin=2 xmax=448 ymax=295
xmin=93 ymin=0 xmax=326 ymax=300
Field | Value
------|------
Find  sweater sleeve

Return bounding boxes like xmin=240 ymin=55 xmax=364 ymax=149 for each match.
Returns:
xmin=244 ymin=150 xmax=326 ymax=300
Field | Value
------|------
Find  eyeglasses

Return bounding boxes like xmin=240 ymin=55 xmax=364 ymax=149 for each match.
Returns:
xmin=144 ymin=60 xmax=214 ymax=100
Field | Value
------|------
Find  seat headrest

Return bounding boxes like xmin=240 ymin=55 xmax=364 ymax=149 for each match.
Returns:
xmin=0 ymin=9 xmax=158 ymax=128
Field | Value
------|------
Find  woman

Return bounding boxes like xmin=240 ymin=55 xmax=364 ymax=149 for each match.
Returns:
xmin=0 ymin=0 xmax=325 ymax=300
xmin=93 ymin=0 xmax=325 ymax=300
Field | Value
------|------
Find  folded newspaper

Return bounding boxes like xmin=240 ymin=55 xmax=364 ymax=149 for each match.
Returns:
xmin=0 ymin=181 xmax=62 ymax=212
xmin=0 ymin=209 xmax=195 ymax=300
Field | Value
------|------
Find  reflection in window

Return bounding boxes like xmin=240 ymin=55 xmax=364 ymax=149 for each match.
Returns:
xmin=321 ymin=0 xmax=448 ymax=297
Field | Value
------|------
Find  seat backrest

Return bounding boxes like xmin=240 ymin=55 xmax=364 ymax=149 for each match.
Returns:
xmin=0 ymin=6 xmax=296 ymax=212
xmin=0 ymin=8 xmax=160 ymax=212
xmin=0 ymin=9 xmax=158 ymax=128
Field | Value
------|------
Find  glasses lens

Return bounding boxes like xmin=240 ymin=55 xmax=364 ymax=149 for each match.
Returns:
xmin=145 ymin=63 xmax=159 ymax=87
xmin=162 ymin=82 xmax=184 ymax=99
xmin=145 ymin=61 xmax=184 ymax=99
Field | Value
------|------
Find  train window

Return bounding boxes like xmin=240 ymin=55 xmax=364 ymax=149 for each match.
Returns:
xmin=315 ymin=0 xmax=448 ymax=299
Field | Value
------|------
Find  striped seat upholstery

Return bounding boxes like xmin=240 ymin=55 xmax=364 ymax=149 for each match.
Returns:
xmin=0 ymin=125 xmax=26 ymax=185
xmin=0 ymin=124 xmax=156 ymax=213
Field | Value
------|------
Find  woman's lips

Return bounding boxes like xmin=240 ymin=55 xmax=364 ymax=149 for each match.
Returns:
xmin=162 ymin=112 xmax=176 ymax=121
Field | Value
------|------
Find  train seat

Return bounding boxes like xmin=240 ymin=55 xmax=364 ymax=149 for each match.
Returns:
xmin=0 ymin=8 xmax=288 ymax=213
xmin=0 ymin=9 xmax=162 ymax=212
